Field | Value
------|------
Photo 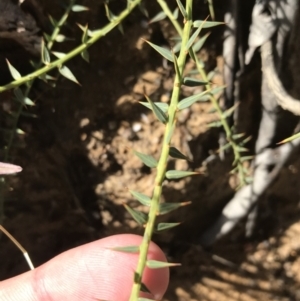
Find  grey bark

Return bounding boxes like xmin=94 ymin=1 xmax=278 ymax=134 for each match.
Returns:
xmin=200 ymin=0 xmax=300 ymax=246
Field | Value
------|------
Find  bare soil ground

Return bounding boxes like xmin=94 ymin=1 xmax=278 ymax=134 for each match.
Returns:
xmin=0 ymin=1 xmax=300 ymax=300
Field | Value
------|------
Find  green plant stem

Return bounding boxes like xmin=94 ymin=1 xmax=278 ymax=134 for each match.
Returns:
xmin=4 ymin=0 xmax=76 ymax=161
xmin=156 ymin=0 xmax=183 ymax=36
xmin=0 ymin=0 xmax=142 ymax=93
xmin=47 ymin=0 xmax=76 ymax=49
xmin=129 ymin=1 xmax=193 ymax=300
xmin=157 ymin=0 xmax=247 ymax=186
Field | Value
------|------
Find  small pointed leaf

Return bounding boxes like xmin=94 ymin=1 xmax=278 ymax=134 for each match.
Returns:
xmin=173 ymin=7 xmax=179 ymax=19
xmin=193 ymin=20 xmax=224 ymax=28
xmin=144 ymin=95 xmax=168 ymax=124
xmin=16 ymin=128 xmax=25 ymax=135
xmin=123 ymin=204 xmax=147 ymax=225
xmin=130 ymin=190 xmax=151 ymax=206
xmin=145 ymin=40 xmax=173 ymax=62
xmin=81 ymin=25 xmax=89 ymax=43
xmin=6 ymin=60 xmax=21 ymax=80
xmin=48 ymin=15 xmax=57 ymax=27
xmin=149 ymin=11 xmax=166 ymax=23
xmin=81 ymin=49 xmax=90 ymax=62
xmin=166 ymin=170 xmax=199 ymax=180
xmin=0 ymin=162 xmax=22 ymax=175
xmin=173 ymin=41 xmax=182 ymax=53
xmin=232 ymin=133 xmax=246 ymax=140
xmin=58 ymin=65 xmax=80 ymax=85
xmin=140 ymin=282 xmax=152 ymax=294
xmin=186 ymin=23 xmax=203 ymax=50
xmin=240 ymin=156 xmax=254 ymax=162
xmin=55 ymin=34 xmax=66 ymax=42
xmin=118 ymin=23 xmax=124 ymax=35
xmin=72 ymin=5 xmax=89 ymax=12
xmin=157 ymin=222 xmax=181 ymax=231
xmin=24 ymin=97 xmax=35 ymax=106
xmin=41 ymin=39 xmax=50 ymax=65
xmin=206 ymin=120 xmax=222 ymax=128
xmin=52 ymin=52 xmax=66 ymax=59
xmin=139 ymin=101 xmax=168 ymax=113
xmin=183 ymin=77 xmax=208 ymax=87
xmin=193 ymin=32 xmax=210 ymax=52
xmin=139 ymin=2 xmax=149 ymax=18
xmin=169 ymin=147 xmax=190 ymax=161
xmin=278 ymin=132 xmax=300 ymax=144
xmin=134 ymin=151 xmax=158 ymax=168
xmin=177 ymin=90 xmax=209 ymax=110
xmin=176 ymin=0 xmax=187 ymax=19
xmin=223 ymin=102 xmax=239 ymax=118
xmin=110 ymin=245 xmax=139 ymax=253
xmin=159 ymin=201 xmax=191 ymax=215
xmin=146 ymin=260 xmax=181 ymax=269
xmin=14 ymin=88 xmax=24 ymax=104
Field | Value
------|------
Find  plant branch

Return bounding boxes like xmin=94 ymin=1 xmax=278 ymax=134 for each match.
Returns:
xmin=129 ymin=1 xmax=193 ymax=300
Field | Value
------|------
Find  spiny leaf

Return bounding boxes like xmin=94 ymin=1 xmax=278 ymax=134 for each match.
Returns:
xmin=139 ymin=2 xmax=149 ymax=18
xmin=183 ymin=77 xmax=208 ymax=87
xmin=223 ymin=102 xmax=239 ymax=118
xmin=210 ymin=85 xmax=226 ymax=95
xmin=0 ymin=162 xmax=22 ymax=175
xmin=139 ymin=101 xmax=169 ymax=113
xmin=169 ymin=146 xmax=190 ymax=161
xmin=157 ymin=222 xmax=181 ymax=231
xmin=72 ymin=5 xmax=89 ymax=12
xmin=16 ymin=128 xmax=25 ymax=135
xmin=123 ymin=204 xmax=147 ymax=225
xmin=186 ymin=22 xmax=203 ymax=50
xmin=177 ymin=90 xmax=209 ymax=110
xmin=81 ymin=24 xmax=89 ymax=43
xmin=193 ymin=20 xmax=224 ymax=28
xmin=130 ymin=190 xmax=151 ymax=206
xmin=55 ymin=34 xmax=67 ymax=42
xmin=48 ymin=15 xmax=57 ymax=27
xmin=166 ymin=170 xmax=199 ymax=180
xmin=134 ymin=151 xmax=158 ymax=168
xmin=278 ymin=132 xmax=300 ymax=144
xmin=14 ymin=88 xmax=24 ymax=103
xmin=240 ymin=156 xmax=254 ymax=162
xmin=159 ymin=201 xmax=191 ymax=215
xmin=193 ymin=32 xmax=210 ymax=52
xmin=58 ymin=65 xmax=80 ymax=85
xmin=104 ymin=3 xmax=116 ymax=21
xmin=24 ymin=97 xmax=35 ymax=106
xmin=146 ymin=260 xmax=181 ymax=269
xmin=144 ymin=95 xmax=168 ymax=124
xmin=173 ymin=7 xmax=179 ymax=19
xmin=149 ymin=11 xmax=166 ymax=23
xmin=217 ymin=142 xmax=231 ymax=153
xmin=144 ymin=40 xmax=174 ymax=62
xmin=118 ymin=23 xmax=124 ymax=35
xmin=173 ymin=41 xmax=182 ymax=53
xmin=232 ymin=132 xmax=246 ymax=140
xmin=81 ymin=49 xmax=90 ymax=63
xmin=52 ymin=52 xmax=66 ymax=59
xmin=176 ymin=0 xmax=187 ymax=19
xmin=21 ymin=112 xmax=38 ymax=118
xmin=41 ymin=39 xmax=50 ymax=65
xmin=236 ymin=146 xmax=249 ymax=152
xmin=206 ymin=120 xmax=222 ymax=128
xmin=6 ymin=60 xmax=21 ymax=80
xmin=140 ymin=282 xmax=152 ymax=294
xmin=110 ymin=245 xmax=139 ymax=253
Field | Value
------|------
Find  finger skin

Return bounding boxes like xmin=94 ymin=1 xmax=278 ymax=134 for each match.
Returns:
xmin=0 ymin=234 xmax=169 ymax=301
